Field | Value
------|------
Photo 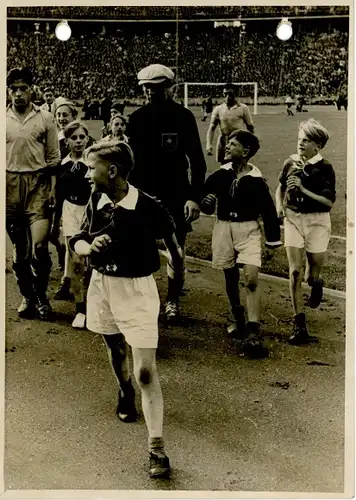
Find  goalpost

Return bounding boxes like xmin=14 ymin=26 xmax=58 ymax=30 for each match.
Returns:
xmin=183 ymin=82 xmax=258 ymax=115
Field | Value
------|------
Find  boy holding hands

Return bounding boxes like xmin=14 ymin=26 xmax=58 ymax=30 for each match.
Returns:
xmin=69 ymin=141 xmax=184 ymax=478
xmin=201 ymin=130 xmax=282 ymax=358
xmin=275 ymin=119 xmax=336 ymax=344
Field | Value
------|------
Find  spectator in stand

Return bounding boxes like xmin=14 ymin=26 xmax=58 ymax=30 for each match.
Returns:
xmin=100 ymin=94 xmax=112 ymax=128
xmin=41 ymin=86 xmax=55 ymax=114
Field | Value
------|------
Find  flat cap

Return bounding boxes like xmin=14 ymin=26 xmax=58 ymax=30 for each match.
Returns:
xmin=54 ymin=97 xmax=78 ymax=117
xmin=137 ymin=64 xmax=174 ymax=85
xmin=7 ymin=67 xmax=33 ymax=87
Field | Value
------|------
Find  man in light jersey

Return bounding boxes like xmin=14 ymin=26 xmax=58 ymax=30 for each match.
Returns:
xmin=206 ymin=83 xmax=254 ymax=164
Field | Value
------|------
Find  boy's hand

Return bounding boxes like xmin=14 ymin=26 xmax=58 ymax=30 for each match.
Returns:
xmin=89 ymin=234 xmax=112 ymax=253
xmin=184 ymin=200 xmax=200 ymax=222
xmin=276 ymin=205 xmax=285 ymax=219
xmin=286 ymin=175 xmax=302 ymax=190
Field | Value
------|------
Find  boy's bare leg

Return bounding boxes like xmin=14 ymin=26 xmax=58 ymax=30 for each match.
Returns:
xmin=306 ymin=251 xmax=326 ymax=308
xmin=131 ymin=346 xmax=170 ymax=478
xmin=241 ymin=264 xmax=268 ymax=358
xmin=224 ymin=266 xmax=245 ymax=338
xmin=102 ymin=333 xmax=137 ymax=423
xmin=243 ymin=264 xmax=260 ymax=322
xmin=55 ymin=236 xmax=74 ymax=300
xmin=286 ymin=246 xmax=304 ymax=315
xmin=286 ymin=246 xmax=309 ymax=343
xmin=103 ymin=333 xmax=130 ymax=387
xmin=131 ymin=347 xmax=163 ymax=438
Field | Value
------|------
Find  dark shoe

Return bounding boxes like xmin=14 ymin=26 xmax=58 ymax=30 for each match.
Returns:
xmin=149 ymin=451 xmax=171 ymax=479
xmin=308 ymin=277 xmax=323 ymax=309
xmin=116 ymin=379 xmax=138 ymax=423
xmin=57 ymin=244 xmax=66 ymax=272
xmin=241 ymin=322 xmax=269 ymax=359
xmin=54 ymin=278 xmax=74 ymax=301
xmin=288 ymin=313 xmax=310 ymax=345
xmin=17 ymin=297 xmax=37 ymax=319
xmin=36 ymin=296 xmax=52 ymax=321
xmin=227 ymin=305 xmax=246 ymax=340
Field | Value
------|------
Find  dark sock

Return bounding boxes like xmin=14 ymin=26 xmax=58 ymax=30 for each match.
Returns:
xmin=149 ymin=436 xmax=165 ymax=454
xmin=75 ymin=302 xmax=86 ymax=315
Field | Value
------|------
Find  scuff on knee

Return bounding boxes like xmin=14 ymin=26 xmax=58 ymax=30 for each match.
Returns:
xmin=139 ymin=367 xmax=151 ymax=385
xmin=291 ymin=268 xmax=301 ymax=281
xmin=246 ymin=280 xmax=258 ymax=292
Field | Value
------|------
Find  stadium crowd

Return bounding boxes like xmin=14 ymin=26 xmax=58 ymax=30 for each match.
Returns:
xmin=7 ymin=6 xmax=349 ymax=20
xmin=7 ymin=23 xmax=348 ymax=100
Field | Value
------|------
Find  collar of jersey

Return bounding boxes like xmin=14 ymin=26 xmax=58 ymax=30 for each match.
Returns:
xmin=220 ymin=162 xmax=262 ymax=178
xmin=97 ymin=183 xmax=139 ymax=211
xmin=290 ymin=152 xmax=323 ymax=165
xmin=61 ymin=154 xmax=84 ymax=165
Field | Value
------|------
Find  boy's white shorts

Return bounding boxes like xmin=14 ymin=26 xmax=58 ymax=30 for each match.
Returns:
xmin=62 ymin=200 xmax=86 ymax=237
xmin=284 ymin=208 xmax=331 ymax=253
xmin=86 ymin=269 xmax=160 ymax=349
xmin=212 ymin=220 xmax=262 ymax=269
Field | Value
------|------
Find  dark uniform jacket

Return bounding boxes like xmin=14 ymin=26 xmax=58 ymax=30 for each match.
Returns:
xmin=127 ymin=98 xmax=207 ymax=218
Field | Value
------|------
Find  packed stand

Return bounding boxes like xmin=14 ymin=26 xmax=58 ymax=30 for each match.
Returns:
xmin=7 ymin=6 xmax=349 ymax=19
xmin=7 ymin=23 xmax=348 ymax=99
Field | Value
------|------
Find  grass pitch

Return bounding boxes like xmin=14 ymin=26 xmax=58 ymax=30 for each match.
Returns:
xmin=82 ymin=104 xmax=348 ymax=290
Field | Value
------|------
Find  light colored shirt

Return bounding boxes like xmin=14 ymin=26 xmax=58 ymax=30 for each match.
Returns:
xmin=210 ymin=102 xmax=253 ymax=136
xmin=40 ymin=102 xmax=55 ymax=114
xmin=6 ymin=104 xmax=60 ymax=173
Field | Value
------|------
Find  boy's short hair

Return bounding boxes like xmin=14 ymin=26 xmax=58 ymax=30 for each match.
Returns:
xmin=228 ymin=130 xmax=260 ymax=159
xmin=43 ymin=86 xmax=53 ymax=94
xmin=85 ymin=140 xmax=134 ymax=180
xmin=299 ymin=118 xmax=329 ymax=149
xmin=110 ymin=113 xmax=127 ymax=126
xmin=64 ymin=121 xmax=89 ymax=140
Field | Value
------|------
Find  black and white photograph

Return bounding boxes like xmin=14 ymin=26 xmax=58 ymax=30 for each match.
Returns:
xmin=4 ymin=3 xmax=354 ymax=497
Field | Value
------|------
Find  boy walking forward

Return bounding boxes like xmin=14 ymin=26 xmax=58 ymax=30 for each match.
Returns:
xmin=201 ymin=130 xmax=282 ymax=358
xmin=275 ymin=119 xmax=336 ymax=344
xmin=69 ymin=140 xmax=184 ymax=478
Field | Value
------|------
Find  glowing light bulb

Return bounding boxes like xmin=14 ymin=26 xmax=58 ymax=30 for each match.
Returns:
xmin=55 ymin=20 xmax=71 ymax=41
xmin=276 ymin=18 xmax=293 ymax=41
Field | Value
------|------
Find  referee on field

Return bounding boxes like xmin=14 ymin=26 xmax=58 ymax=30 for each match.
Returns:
xmin=127 ymin=64 xmax=207 ymax=321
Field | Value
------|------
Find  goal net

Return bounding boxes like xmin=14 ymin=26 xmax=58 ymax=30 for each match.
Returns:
xmin=181 ymin=82 xmax=258 ymax=115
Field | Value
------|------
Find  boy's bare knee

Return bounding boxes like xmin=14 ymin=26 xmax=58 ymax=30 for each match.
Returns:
xmin=138 ymin=367 xmax=151 ymax=386
xmin=290 ymin=268 xmax=302 ymax=281
xmin=244 ymin=270 xmax=258 ymax=292
xmin=246 ymin=280 xmax=258 ymax=292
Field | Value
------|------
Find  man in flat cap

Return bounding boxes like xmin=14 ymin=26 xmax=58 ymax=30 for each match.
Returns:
xmin=6 ymin=67 xmax=60 ymax=320
xmin=127 ymin=64 xmax=207 ymax=321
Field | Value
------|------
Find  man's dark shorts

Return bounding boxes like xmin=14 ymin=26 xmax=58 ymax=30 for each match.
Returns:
xmin=6 ymin=171 xmax=52 ymax=231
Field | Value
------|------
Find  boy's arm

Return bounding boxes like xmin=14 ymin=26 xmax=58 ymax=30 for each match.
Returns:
xmin=69 ymin=202 xmax=94 ymax=255
xmin=287 ymin=173 xmax=334 ymax=209
xmin=200 ymin=171 xmax=219 ymax=215
xmin=275 ymin=183 xmax=285 ymax=218
xmin=260 ymin=181 xmax=283 ymax=247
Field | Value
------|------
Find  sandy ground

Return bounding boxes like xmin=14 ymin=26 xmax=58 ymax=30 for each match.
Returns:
xmin=4 ymin=241 xmax=347 ymax=494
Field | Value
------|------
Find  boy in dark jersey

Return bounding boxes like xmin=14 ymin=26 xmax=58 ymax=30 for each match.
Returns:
xmin=201 ymin=130 xmax=282 ymax=358
xmin=54 ymin=121 xmax=92 ymax=328
xmin=275 ymin=119 xmax=336 ymax=345
xmin=69 ymin=140 xmax=184 ymax=478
